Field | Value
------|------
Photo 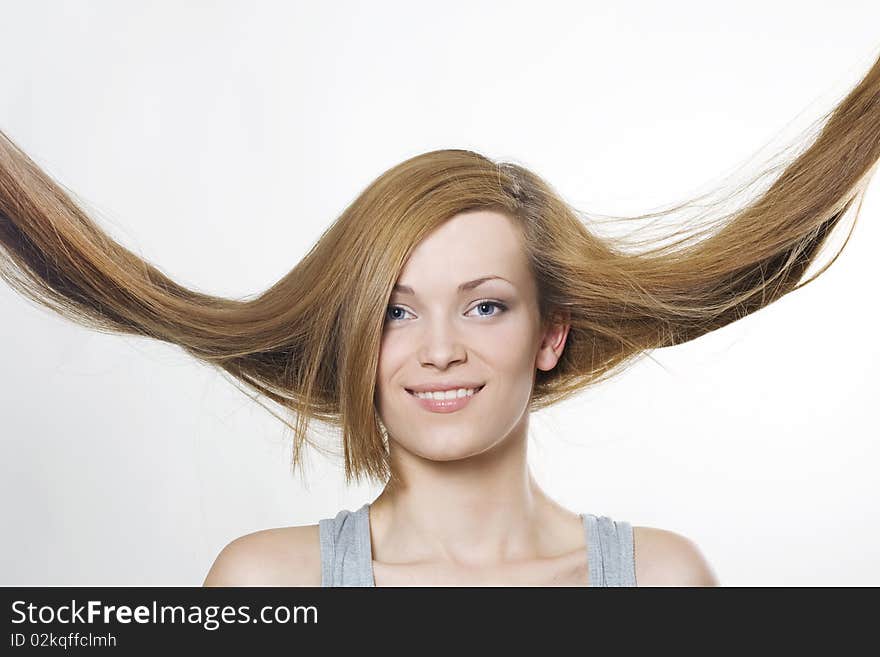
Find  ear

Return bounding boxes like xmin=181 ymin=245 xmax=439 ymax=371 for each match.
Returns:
xmin=535 ymin=309 xmax=570 ymax=372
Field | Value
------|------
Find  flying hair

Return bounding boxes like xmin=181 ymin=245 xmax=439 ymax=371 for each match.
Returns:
xmin=2 ymin=53 xmax=879 ymax=491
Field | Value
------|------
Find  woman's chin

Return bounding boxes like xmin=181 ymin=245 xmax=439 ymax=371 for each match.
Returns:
xmin=404 ymin=436 xmax=498 ymax=462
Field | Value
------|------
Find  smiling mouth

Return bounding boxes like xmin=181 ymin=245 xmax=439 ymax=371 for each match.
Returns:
xmin=406 ymin=384 xmax=486 ymax=397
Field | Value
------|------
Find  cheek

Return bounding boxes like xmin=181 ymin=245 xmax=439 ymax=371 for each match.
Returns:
xmin=376 ymin=340 xmax=405 ymax=389
xmin=484 ymin=324 xmax=537 ymax=369
xmin=375 ymin=342 xmax=406 ymax=412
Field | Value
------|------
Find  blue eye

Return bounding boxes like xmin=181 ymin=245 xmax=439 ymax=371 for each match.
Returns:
xmin=386 ymin=306 xmax=409 ymax=322
xmin=385 ymin=300 xmax=508 ymax=323
xmin=471 ymin=301 xmax=507 ymax=317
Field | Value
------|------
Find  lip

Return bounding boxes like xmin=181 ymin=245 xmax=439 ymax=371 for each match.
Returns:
xmin=406 ymin=384 xmax=485 ymax=414
xmin=406 ymin=381 xmax=485 ymax=393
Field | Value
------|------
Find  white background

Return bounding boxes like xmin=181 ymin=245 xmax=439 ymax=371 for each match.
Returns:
xmin=1 ymin=0 xmax=878 ymax=586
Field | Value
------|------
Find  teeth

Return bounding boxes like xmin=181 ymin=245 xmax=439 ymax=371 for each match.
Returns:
xmin=414 ymin=387 xmax=478 ymax=400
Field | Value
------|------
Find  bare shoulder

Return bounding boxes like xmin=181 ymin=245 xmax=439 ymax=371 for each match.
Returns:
xmin=631 ymin=526 xmax=720 ymax=587
xmin=203 ymin=523 xmax=322 ymax=587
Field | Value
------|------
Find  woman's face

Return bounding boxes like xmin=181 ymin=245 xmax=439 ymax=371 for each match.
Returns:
xmin=375 ymin=209 xmax=569 ymax=462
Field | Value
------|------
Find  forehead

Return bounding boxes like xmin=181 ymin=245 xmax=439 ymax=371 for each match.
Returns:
xmin=396 ymin=210 xmax=527 ymax=282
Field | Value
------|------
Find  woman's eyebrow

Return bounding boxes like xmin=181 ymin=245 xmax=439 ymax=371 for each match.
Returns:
xmin=392 ymin=275 xmax=512 ymax=295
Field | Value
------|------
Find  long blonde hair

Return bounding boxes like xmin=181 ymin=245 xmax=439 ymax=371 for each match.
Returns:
xmin=2 ymin=54 xmax=879 ymax=491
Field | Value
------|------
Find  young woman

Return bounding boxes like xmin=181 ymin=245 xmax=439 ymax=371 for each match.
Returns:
xmin=2 ymin=53 xmax=878 ymax=587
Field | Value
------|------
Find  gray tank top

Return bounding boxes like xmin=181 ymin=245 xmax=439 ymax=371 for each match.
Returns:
xmin=319 ymin=502 xmax=637 ymax=586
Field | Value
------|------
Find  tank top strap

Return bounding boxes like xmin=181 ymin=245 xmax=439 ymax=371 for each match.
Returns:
xmin=582 ymin=513 xmax=637 ymax=587
xmin=318 ymin=503 xmax=375 ymax=587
